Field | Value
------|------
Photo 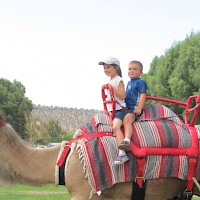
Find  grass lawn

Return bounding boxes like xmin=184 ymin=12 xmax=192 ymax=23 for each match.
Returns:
xmin=0 ymin=184 xmax=71 ymax=200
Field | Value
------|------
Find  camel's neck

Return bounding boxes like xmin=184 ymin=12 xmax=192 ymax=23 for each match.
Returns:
xmin=0 ymin=142 xmax=60 ymax=186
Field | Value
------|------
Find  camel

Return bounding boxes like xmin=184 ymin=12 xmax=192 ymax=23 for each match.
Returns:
xmin=1 ymin=108 xmax=200 ymax=200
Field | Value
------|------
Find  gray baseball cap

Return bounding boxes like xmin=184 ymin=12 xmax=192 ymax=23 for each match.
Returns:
xmin=99 ymin=57 xmax=120 ymax=66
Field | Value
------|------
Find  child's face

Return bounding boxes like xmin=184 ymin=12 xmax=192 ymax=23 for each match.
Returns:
xmin=103 ymin=64 xmax=117 ymax=78
xmin=128 ymin=63 xmax=142 ymax=79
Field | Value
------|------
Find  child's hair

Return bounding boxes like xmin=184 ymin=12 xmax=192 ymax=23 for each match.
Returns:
xmin=129 ymin=60 xmax=143 ymax=70
xmin=112 ymin=64 xmax=122 ymax=77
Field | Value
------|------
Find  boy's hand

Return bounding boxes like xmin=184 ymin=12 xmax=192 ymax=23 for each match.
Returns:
xmin=134 ymin=106 xmax=142 ymax=116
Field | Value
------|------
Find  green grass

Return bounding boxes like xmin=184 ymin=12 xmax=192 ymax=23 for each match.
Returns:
xmin=0 ymin=184 xmax=71 ymax=200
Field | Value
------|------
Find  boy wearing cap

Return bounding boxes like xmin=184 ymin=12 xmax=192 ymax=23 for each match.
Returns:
xmin=99 ymin=57 xmax=129 ymax=165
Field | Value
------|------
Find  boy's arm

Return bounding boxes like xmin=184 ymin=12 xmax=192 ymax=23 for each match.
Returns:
xmin=134 ymin=92 xmax=146 ymax=115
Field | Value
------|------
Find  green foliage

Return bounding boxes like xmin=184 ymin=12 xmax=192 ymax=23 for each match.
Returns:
xmin=26 ymin=115 xmax=72 ymax=145
xmin=46 ymin=120 xmax=67 ymax=142
xmin=25 ymin=115 xmax=48 ymax=144
xmin=64 ymin=131 xmax=74 ymax=141
xmin=0 ymin=78 xmax=33 ymax=138
xmin=0 ymin=79 xmax=72 ymax=144
xmin=143 ymin=31 xmax=200 ymax=124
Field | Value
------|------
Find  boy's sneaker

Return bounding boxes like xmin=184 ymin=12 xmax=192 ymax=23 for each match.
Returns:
xmin=114 ymin=155 xmax=129 ymax=165
xmin=118 ymin=141 xmax=131 ymax=152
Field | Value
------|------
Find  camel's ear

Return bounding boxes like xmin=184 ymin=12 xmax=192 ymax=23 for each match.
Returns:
xmin=0 ymin=110 xmax=6 ymax=121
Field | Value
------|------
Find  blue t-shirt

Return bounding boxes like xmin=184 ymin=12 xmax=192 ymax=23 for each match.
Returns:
xmin=125 ymin=77 xmax=147 ymax=110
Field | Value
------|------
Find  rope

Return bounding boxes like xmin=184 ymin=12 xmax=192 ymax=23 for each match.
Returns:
xmin=186 ymin=103 xmax=200 ymax=114
xmin=115 ymin=100 xmax=134 ymax=114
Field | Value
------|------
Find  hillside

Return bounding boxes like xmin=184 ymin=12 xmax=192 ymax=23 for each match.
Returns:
xmin=32 ymin=105 xmax=103 ymax=133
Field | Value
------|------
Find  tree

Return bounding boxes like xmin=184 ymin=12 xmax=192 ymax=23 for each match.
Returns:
xmin=0 ymin=78 xmax=33 ymax=138
xmin=143 ymin=31 xmax=200 ymax=124
xmin=46 ymin=120 xmax=67 ymax=142
xmin=25 ymin=115 xmax=49 ymax=144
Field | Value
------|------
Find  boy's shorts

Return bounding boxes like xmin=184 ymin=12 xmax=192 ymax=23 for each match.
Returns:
xmin=113 ymin=109 xmax=126 ymax=121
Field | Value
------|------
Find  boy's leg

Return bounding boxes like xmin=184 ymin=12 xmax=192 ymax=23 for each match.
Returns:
xmin=118 ymin=113 xmax=135 ymax=151
xmin=123 ymin=113 xmax=135 ymax=139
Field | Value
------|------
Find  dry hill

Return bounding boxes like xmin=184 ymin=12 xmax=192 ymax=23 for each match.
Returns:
xmin=32 ymin=105 xmax=102 ymax=133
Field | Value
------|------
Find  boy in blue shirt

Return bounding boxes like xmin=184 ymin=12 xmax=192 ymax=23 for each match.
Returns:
xmin=116 ymin=61 xmax=147 ymax=162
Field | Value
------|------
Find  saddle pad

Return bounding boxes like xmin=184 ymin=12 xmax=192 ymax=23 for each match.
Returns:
xmin=75 ymin=104 xmax=191 ymax=148
xmin=140 ymin=104 xmax=187 ymax=130
xmin=73 ymin=107 xmax=198 ymax=195
xmin=131 ymin=119 xmax=191 ymax=148
xmin=76 ymin=136 xmax=188 ymax=196
xmin=133 ymin=104 xmax=191 ymax=148
xmin=74 ymin=113 xmax=112 ymax=138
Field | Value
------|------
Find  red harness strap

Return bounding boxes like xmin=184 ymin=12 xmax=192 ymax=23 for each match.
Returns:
xmin=57 ymin=132 xmax=114 ymax=167
xmin=185 ymin=125 xmax=199 ymax=191
xmin=135 ymin=158 xmax=146 ymax=188
xmin=187 ymin=158 xmax=197 ymax=190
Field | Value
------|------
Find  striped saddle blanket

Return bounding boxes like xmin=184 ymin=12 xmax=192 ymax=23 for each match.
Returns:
xmin=75 ymin=104 xmax=191 ymax=148
xmin=132 ymin=104 xmax=190 ymax=148
xmin=74 ymin=104 xmax=199 ymax=196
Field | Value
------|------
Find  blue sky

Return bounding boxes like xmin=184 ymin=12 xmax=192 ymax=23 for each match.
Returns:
xmin=0 ymin=0 xmax=200 ymax=109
